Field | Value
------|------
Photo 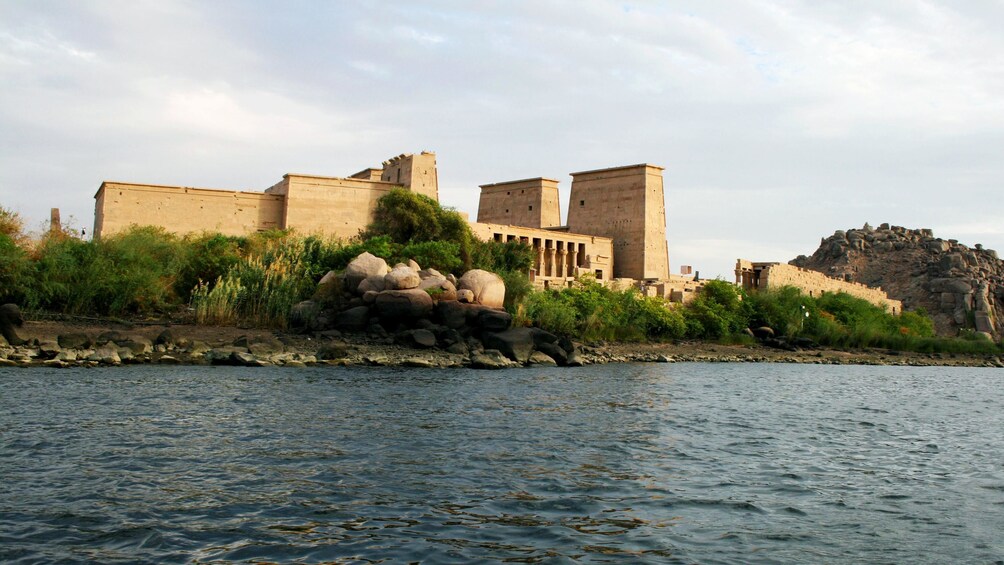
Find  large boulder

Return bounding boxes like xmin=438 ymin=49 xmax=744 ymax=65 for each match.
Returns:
xmin=536 ymin=341 xmax=569 ymax=365
xmin=395 ymin=328 xmax=437 ymax=349
xmin=316 ymin=341 xmax=350 ymax=360
xmin=116 ymin=336 xmax=152 ymax=355
xmin=58 ymin=332 xmax=92 ymax=349
xmin=457 ymin=270 xmax=506 ymax=308
xmin=357 ymin=274 xmax=387 ymax=294
xmin=419 ymin=268 xmax=443 ymax=280
xmin=435 ymin=300 xmax=469 ymax=329
xmin=335 ymin=305 xmax=371 ymax=332
xmin=374 ymin=289 xmax=434 ymax=323
xmin=482 ymin=328 xmax=537 ymax=363
xmin=470 ymin=349 xmax=514 ymax=370
xmin=419 ymin=277 xmax=457 ymax=301
xmin=289 ymin=300 xmax=320 ymax=329
xmin=472 ymin=308 xmax=512 ymax=332
xmin=344 ymin=253 xmax=390 ymax=293
xmin=0 ymin=304 xmax=26 ymax=346
xmin=384 ymin=265 xmax=421 ymax=290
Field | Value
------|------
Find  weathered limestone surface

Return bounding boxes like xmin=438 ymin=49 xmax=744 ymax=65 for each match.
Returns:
xmin=380 ymin=152 xmax=438 ymax=202
xmin=736 ymin=260 xmax=903 ymax=314
xmin=469 ymin=221 xmax=614 ymax=284
xmin=93 ymin=182 xmax=284 ymax=238
xmin=790 ymin=224 xmax=1004 ymax=338
xmin=265 ymin=174 xmax=395 ymax=240
xmin=477 ymin=177 xmax=562 ymax=229
xmin=94 ymin=151 xmax=680 ymax=300
xmin=94 ymin=153 xmax=437 ymax=240
xmin=567 ymin=164 xmax=670 ymax=281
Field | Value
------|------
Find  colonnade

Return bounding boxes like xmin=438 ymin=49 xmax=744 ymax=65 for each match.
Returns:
xmin=493 ymin=232 xmax=587 ymax=279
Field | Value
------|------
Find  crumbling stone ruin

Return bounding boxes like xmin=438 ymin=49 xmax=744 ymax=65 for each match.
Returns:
xmin=735 ymin=259 xmax=903 ymax=314
xmin=791 ymin=223 xmax=1003 ymax=339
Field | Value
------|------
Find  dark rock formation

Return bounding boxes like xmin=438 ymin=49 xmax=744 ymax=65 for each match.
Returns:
xmin=0 ymin=303 xmax=26 ymax=346
xmin=292 ymin=253 xmax=582 ymax=367
xmin=791 ymin=224 xmax=1003 ymax=338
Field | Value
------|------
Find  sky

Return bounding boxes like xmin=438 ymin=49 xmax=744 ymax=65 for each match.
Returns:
xmin=1 ymin=0 xmax=1002 ymax=279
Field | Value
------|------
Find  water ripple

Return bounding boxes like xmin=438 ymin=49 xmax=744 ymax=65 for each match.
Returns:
xmin=1 ymin=363 xmax=1002 ymax=563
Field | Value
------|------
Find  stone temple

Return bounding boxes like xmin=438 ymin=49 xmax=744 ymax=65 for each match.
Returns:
xmin=94 ymin=151 xmax=706 ymax=300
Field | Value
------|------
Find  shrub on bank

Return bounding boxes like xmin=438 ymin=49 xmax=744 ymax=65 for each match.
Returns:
xmin=512 ymin=277 xmax=1001 ymax=353
xmin=191 ymin=236 xmax=316 ymax=328
xmin=24 ymin=227 xmax=188 ymax=316
xmin=517 ymin=277 xmax=687 ymax=342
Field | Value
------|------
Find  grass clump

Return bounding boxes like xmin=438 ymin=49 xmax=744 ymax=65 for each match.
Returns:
xmin=190 ymin=237 xmax=316 ymax=328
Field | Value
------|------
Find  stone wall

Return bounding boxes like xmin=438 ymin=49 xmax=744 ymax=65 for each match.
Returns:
xmin=267 ymin=174 xmax=397 ymax=240
xmin=736 ymin=259 xmax=903 ymax=313
xmin=381 ymin=152 xmax=438 ymax=202
xmin=93 ymin=182 xmax=284 ymax=238
xmin=469 ymin=221 xmax=613 ymax=285
xmin=92 ymin=153 xmax=681 ymax=296
xmin=790 ymin=223 xmax=1003 ymax=338
xmin=477 ymin=177 xmax=561 ymax=229
xmin=567 ymin=164 xmax=669 ymax=281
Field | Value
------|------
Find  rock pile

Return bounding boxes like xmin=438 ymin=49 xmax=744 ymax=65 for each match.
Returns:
xmin=290 ymin=253 xmax=582 ymax=368
xmin=791 ymin=223 xmax=1003 ymax=340
xmin=0 ymin=327 xmax=300 ymax=368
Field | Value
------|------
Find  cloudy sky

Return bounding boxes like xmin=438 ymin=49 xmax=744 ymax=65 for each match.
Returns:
xmin=2 ymin=1 xmax=1002 ymax=278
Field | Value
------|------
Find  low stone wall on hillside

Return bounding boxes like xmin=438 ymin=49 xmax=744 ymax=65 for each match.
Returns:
xmin=736 ymin=260 xmax=903 ymax=314
xmin=789 ymin=223 xmax=1002 ymax=339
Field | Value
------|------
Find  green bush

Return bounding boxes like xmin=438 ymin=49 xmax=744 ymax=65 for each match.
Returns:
xmin=517 ymin=277 xmax=687 ymax=342
xmin=522 ymin=291 xmax=578 ymax=335
xmin=0 ymin=233 xmax=29 ymax=304
xmin=190 ymin=236 xmax=316 ymax=328
xmin=174 ymin=233 xmax=244 ymax=302
xmin=745 ymin=286 xmax=816 ymax=337
xmin=471 ymin=239 xmax=535 ymax=273
xmin=24 ymin=227 xmax=187 ymax=316
xmin=499 ymin=269 xmax=533 ymax=313
xmin=364 ymin=189 xmax=474 ymax=271
xmin=682 ymin=280 xmax=749 ymax=339
xmin=395 ymin=240 xmax=462 ymax=273
xmin=0 ymin=206 xmax=26 ymax=243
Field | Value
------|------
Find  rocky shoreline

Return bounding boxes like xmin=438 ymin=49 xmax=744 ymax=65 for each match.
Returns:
xmin=2 ymin=319 xmax=1002 ymax=369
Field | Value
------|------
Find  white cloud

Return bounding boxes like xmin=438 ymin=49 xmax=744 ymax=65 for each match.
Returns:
xmin=0 ymin=0 xmax=1002 ymax=278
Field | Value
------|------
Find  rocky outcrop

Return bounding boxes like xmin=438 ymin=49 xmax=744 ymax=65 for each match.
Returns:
xmin=288 ymin=253 xmax=581 ymax=367
xmin=374 ymin=289 xmax=434 ymax=322
xmin=791 ymin=223 xmax=1003 ymax=339
xmin=0 ymin=304 xmax=26 ymax=346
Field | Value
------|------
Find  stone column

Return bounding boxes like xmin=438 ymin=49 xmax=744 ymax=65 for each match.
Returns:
xmin=547 ymin=248 xmax=557 ymax=278
xmin=536 ymin=247 xmax=546 ymax=275
xmin=558 ymin=249 xmax=567 ymax=279
xmin=568 ymin=248 xmax=578 ymax=278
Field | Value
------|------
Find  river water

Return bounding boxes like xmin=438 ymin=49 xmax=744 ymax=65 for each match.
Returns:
xmin=1 ymin=363 xmax=1002 ymax=564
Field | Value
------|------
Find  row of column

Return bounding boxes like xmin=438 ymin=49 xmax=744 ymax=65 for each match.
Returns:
xmin=535 ymin=246 xmax=579 ymax=279
xmin=735 ymin=268 xmax=759 ymax=290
